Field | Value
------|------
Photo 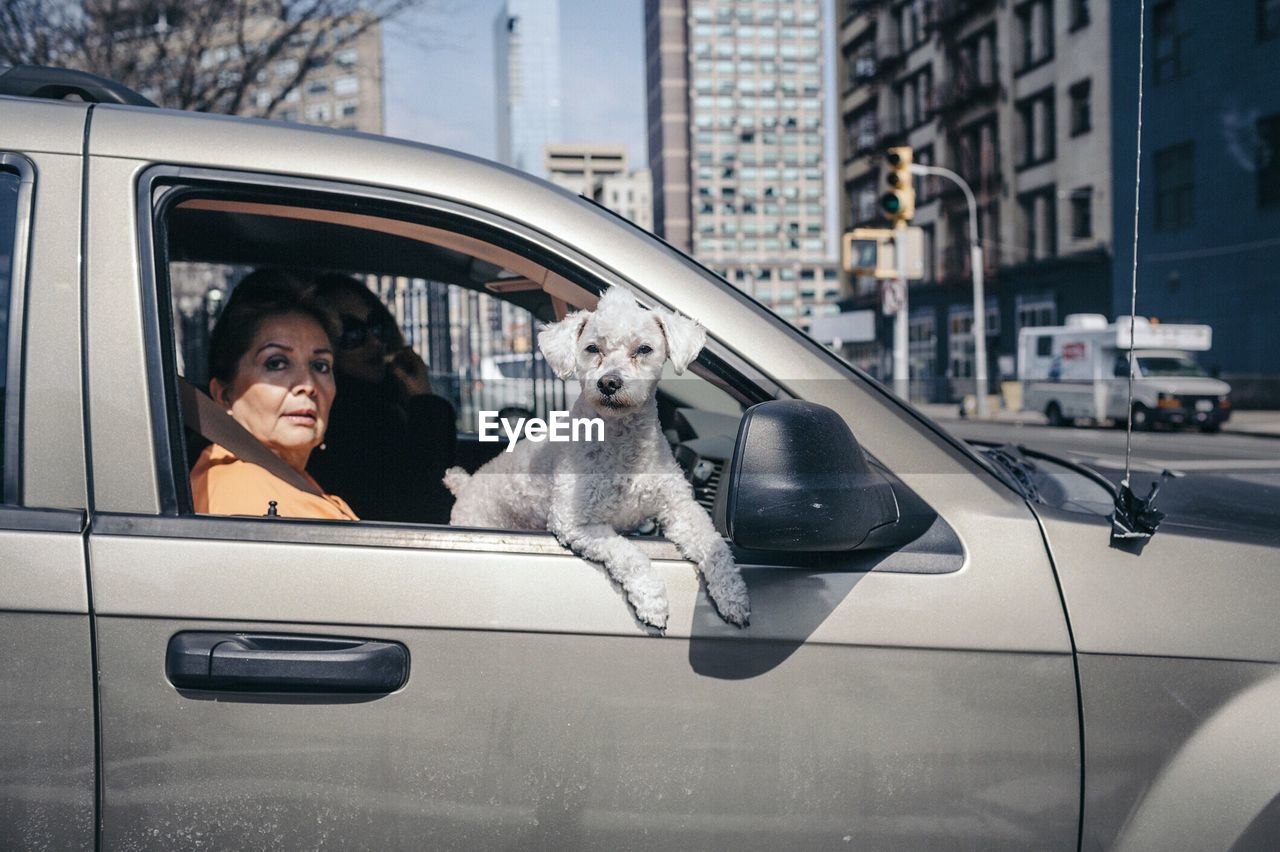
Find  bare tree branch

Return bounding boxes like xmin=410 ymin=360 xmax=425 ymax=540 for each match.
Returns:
xmin=0 ymin=0 xmax=436 ymax=118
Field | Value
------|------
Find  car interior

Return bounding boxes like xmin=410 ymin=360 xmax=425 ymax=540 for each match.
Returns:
xmin=153 ymin=183 xmax=771 ymax=534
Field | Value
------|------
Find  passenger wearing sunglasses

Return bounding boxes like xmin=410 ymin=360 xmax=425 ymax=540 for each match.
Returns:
xmin=306 ymin=273 xmax=457 ymax=523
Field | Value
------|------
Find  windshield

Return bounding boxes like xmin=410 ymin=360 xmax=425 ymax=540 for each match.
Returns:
xmin=1136 ymin=355 xmax=1207 ymax=378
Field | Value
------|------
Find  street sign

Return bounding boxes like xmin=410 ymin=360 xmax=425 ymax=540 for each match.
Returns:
xmin=811 ymin=309 xmax=876 ymax=345
xmin=881 ymin=278 xmax=905 ymax=315
xmin=842 ymin=227 xmax=925 ymax=280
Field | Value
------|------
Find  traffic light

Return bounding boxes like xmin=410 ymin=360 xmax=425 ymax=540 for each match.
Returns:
xmin=880 ymin=146 xmax=915 ymax=225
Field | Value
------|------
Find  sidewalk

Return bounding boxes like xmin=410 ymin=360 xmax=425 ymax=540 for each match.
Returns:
xmin=913 ymin=403 xmax=1280 ymax=438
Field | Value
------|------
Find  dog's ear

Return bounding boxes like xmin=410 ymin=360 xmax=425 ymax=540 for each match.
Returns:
xmin=538 ymin=310 xmax=590 ymax=379
xmin=653 ymin=309 xmax=707 ymax=375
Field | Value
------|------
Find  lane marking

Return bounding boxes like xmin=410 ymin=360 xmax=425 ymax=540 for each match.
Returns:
xmin=1070 ymin=452 xmax=1280 ymax=472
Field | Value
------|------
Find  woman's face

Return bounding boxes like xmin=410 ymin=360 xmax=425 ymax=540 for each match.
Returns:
xmin=327 ymin=288 xmax=392 ymax=384
xmin=211 ymin=312 xmax=335 ymax=472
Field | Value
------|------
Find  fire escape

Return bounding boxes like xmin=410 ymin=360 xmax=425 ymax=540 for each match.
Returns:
xmin=930 ymin=0 xmax=1002 ymax=284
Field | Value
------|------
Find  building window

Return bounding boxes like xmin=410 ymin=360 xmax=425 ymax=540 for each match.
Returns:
xmin=1069 ymin=79 xmax=1091 ymax=136
xmin=953 ymin=118 xmax=998 ymax=188
xmin=919 ymin=222 xmax=936 ymax=282
xmin=1016 ymin=89 xmax=1056 ymax=169
xmin=948 ymin=307 xmax=974 ymax=380
xmin=334 ymin=75 xmax=359 ymax=96
xmin=1261 ymin=0 xmax=1280 ymax=40
xmin=1016 ymin=295 xmax=1057 ymax=333
xmin=304 ymin=102 xmax=332 ymax=123
xmin=894 ymin=67 xmax=933 ymax=131
xmin=1071 ymin=0 xmax=1090 ymax=30
xmin=908 ymin=311 xmax=937 ymax=388
xmin=1070 ymin=187 xmax=1093 ymax=240
xmin=1257 ymin=113 xmax=1280 ymax=205
xmin=1015 ymin=0 xmax=1054 ymax=73
xmin=307 ymin=80 xmax=329 ymax=96
xmin=913 ymin=144 xmax=938 ymax=203
xmin=1153 ymin=142 xmax=1195 ymax=230
xmin=1019 ymin=185 xmax=1057 ymax=261
xmin=1152 ymin=1 xmax=1189 ymax=84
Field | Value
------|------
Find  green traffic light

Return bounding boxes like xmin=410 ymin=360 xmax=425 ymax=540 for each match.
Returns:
xmin=881 ymin=192 xmax=902 ymax=214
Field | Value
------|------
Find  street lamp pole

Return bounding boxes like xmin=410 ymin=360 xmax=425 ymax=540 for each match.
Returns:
xmin=909 ymin=163 xmax=990 ymax=418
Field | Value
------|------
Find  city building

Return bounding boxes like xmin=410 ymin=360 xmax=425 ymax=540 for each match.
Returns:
xmin=97 ymin=4 xmax=386 ymax=134
xmin=494 ymin=0 xmax=564 ymax=177
xmin=1109 ymin=0 xmax=1280 ymax=406
xmin=544 ymin=144 xmax=654 ymax=230
xmin=835 ymin=0 xmax=1112 ymax=402
xmin=644 ymin=0 xmax=841 ymax=332
xmin=258 ymin=18 xmax=385 ymax=133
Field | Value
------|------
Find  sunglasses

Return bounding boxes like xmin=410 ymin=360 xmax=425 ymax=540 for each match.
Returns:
xmin=337 ymin=313 xmax=391 ymax=350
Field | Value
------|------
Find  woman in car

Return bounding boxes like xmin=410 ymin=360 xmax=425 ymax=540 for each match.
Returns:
xmin=191 ymin=271 xmax=358 ymax=520
xmin=305 ymin=274 xmax=457 ymax=523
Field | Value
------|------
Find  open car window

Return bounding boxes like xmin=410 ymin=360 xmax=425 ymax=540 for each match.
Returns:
xmin=154 ymin=179 xmax=764 ymax=529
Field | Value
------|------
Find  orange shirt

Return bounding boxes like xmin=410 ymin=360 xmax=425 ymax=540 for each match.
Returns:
xmin=191 ymin=443 xmax=359 ymax=521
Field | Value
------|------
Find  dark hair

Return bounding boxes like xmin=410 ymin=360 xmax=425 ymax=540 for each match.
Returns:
xmin=207 ymin=269 xmax=335 ymax=385
xmin=308 ymin=273 xmax=403 ymax=349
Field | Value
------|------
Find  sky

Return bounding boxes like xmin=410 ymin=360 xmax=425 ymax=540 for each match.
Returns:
xmin=381 ymin=0 xmax=839 ymax=259
xmin=383 ymin=0 xmax=649 ymax=167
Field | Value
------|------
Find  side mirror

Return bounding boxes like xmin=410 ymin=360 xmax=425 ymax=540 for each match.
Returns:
xmin=724 ymin=400 xmax=900 ymax=551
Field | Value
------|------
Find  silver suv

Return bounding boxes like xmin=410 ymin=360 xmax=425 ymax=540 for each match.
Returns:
xmin=2 ymin=68 xmax=1278 ymax=851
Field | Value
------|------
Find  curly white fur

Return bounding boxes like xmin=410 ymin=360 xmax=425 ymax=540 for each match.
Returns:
xmin=444 ymin=287 xmax=750 ymax=629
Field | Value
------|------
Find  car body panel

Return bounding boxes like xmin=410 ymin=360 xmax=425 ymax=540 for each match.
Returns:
xmin=0 ymin=104 xmax=90 ymax=510
xmin=0 ymin=610 xmax=96 ymax=851
xmin=0 ymin=519 xmax=94 ymax=852
xmin=0 ymin=100 xmax=95 ymax=850
xmin=1076 ymin=653 xmax=1280 ymax=851
xmin=1036 ymin=507 xmax=1280 ymax=848
xmin=0 ymin=97 xmax=88 ymax=156
xmin=92 ymin=612 xmax=1080 ymax=850
xmin=1039 ymin=508 xmax=1280 ymax=662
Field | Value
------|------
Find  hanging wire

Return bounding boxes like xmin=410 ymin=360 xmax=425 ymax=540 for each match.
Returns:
xmin=1122 ymin=0 xmax=1147 ymax=491
xmin=1109 ymin=0 xmax=1169 ymax=546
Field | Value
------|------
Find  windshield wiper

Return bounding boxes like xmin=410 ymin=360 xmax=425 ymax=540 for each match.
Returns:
xmin=979 ymin=444 xmax=1043 ymax=503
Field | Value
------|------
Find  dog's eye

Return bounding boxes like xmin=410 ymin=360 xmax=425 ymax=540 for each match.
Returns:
xmin=636 ymin=345 xmax=654 ymax=356
xmin=585 ymin=343 xmax=600 ymax=354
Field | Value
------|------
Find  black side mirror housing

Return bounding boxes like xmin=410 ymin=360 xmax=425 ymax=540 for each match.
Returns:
xmin=725 ymin=400 xmax=901 ymax=551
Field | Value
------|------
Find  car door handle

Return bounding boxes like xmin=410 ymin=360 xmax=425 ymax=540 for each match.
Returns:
xmin=166 ymin=632 xmax=409 ymax=693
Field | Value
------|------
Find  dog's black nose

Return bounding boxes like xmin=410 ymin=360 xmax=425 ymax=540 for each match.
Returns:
xmin=597 ymin=373 xmax=623 ymax=396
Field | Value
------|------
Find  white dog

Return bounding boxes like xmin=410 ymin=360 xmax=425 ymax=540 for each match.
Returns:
xmin=444 ymin=287 xmax=750 ymax=630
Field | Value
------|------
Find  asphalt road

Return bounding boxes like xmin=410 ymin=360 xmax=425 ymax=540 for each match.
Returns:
xmin=936 ymin=418 xmax=1280 ymax=542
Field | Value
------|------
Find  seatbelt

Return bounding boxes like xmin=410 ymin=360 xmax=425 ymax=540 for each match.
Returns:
xmin=178 ymin=378 xmax=326 ymax=498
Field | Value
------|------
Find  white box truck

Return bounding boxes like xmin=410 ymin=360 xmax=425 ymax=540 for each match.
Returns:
xmin=1018 ymin=314 xmax=1231 ymax=432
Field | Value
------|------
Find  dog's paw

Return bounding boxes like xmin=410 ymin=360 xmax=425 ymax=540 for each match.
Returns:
xmin=627 ymin=577 xmax=670 ymax=630
xmin=708 ymin=573 xmax=751 ymax=627
xmin=631 ymin=594 xmax=670 ymax=630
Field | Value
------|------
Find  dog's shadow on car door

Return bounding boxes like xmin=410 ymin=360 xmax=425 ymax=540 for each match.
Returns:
xmin=687 ymin=565 xmax=870 ymax=680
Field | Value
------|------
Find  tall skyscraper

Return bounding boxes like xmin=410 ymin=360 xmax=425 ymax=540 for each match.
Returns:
xmin=494 ymin=0 xmax=564 ymax=177
xmin=645 ymin=0 xmax=840 ymax=333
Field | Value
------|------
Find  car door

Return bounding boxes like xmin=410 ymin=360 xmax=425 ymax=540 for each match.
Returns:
xmin=0 ymin=101 xmax=96 ymax=850
xmin=84 ymin=106 xmax=1080 ymax=849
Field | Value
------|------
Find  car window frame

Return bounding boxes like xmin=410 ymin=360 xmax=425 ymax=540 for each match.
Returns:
xmin=1 ymin=152 xmax=36 ymax=506
xmin=135 ymin=165 xmax=782 ymax=558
